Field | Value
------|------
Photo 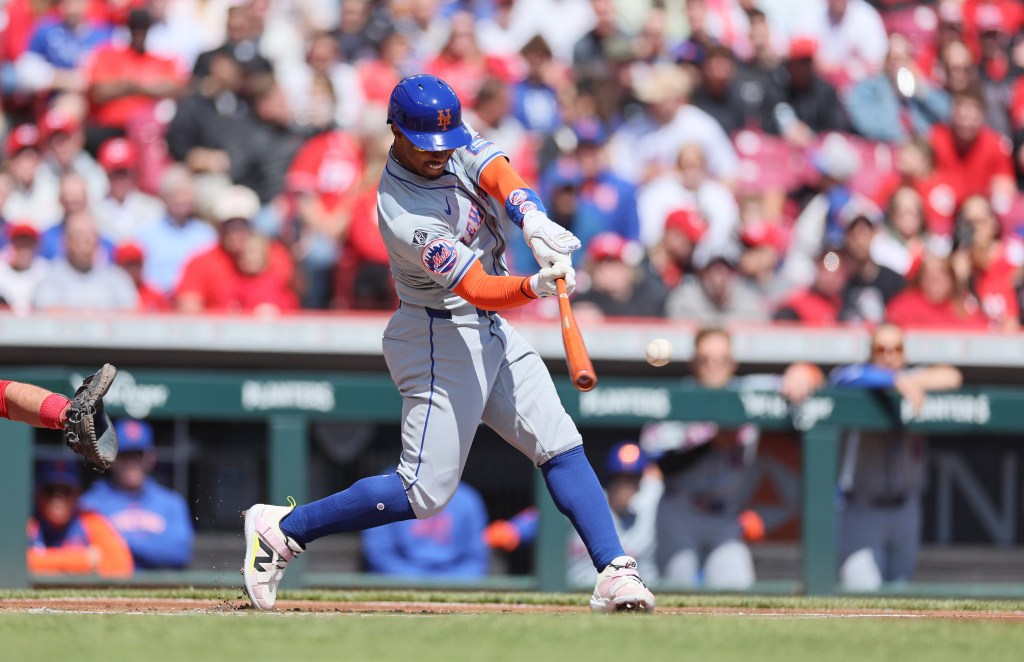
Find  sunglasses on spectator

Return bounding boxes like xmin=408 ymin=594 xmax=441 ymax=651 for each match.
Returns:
xmin=872 ymin=343 xmax=904 ymax=355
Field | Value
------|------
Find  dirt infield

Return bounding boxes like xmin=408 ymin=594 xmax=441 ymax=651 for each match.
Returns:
xmin=3 ymin=597 xmax=1024 ymax=620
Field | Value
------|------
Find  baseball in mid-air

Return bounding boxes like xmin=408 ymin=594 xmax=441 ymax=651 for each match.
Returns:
xmin=645 ymin=338 xmax=673 ymax=367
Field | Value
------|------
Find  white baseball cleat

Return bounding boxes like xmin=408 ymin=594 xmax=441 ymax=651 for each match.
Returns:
xmin=590 ymin=556 xmax=656 ymax=613
xmin=241 ymin=498 xmax=305 ymax=610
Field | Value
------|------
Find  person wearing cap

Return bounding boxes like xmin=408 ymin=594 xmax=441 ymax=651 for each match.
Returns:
xmin=572 ymin=232 xmax=668 ymax=318
xmin=84 ymin=8 xmax=184 ymax=151
xmin=27 ymin=458 xmax=134 ymax=578
xmin=665 ymin=247 xmax=767 ymax=326
xmin=767 ymin=35 xmax=849 ymax=148
xmin=15 ymin=0 xmax=112 ymax=96
xmin=175 ymin=184 xmax=297 ymax=313
xmin=736 ymin=219 xmax=790 ymax=302
xmin=836 ymin=197 xmax=907 ymax=324
xmin=0 ymin=222 xmax=49 ymax=315
xmin=640 ymin=328 xmax=819 ymax=589
xmin=773 ymin=248 xmax=848 ymax=325
xmin=607 ymin=62 xmax=739 ymax=185
xmin=39 ymin=107 xmax=109 ymax=208
xmin=94 ymin=137 xmax=165 ymax=242
xmin=114 ymin=242 xmax=170 ymax=312
xmin=649 ymin=207 xmax=707 ymax=289
xmin=33 ymin=209 xmax=138 ymax=311
xmin=542 ymin=118 xmax=640 ymax=261
xmin=1 ymin=124 xmax=62 ymax=230
xmin=129 ymin=166 xmax=214 ymax=298
xmin=81 ymin=419 xmax=194 ymax=569
xmin=844 ymin=33 xmax=951 ymax=144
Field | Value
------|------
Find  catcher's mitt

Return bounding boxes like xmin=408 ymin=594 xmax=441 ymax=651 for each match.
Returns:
xmin=64 ymin=364 xmax=119 ymax=472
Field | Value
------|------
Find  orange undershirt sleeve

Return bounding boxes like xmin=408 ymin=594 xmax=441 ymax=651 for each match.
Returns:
xmin=453 ymin=261 xmax=537 ymax=310
xmin=478 ymin=156 xmax=531 ymax=203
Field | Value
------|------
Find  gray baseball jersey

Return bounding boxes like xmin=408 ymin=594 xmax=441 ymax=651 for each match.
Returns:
xmin=376 ymin=134 xmax=581 ymax=519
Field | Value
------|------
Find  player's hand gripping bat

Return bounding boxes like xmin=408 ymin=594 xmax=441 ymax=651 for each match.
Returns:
xmin=556 ymin=278 xmax=596 ymax=391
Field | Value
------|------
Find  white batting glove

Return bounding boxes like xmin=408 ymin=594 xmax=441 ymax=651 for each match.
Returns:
xmin=529 ymin=262 xmax=576 ymax=298
xmin=522 ymin=210 xmax=580 ymax=268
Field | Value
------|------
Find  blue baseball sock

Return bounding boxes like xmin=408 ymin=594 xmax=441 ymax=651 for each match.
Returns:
xmin=280 ymin=473 xmax=415 ymax=546
xmin=541 ymin=445 xmax=625 ymax=571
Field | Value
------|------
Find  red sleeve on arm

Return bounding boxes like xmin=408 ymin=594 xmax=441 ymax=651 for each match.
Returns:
xmin=452 ymin=261 xmax=537 ymax=310
xmin=477 ymin=155 xmax=531 ymax=202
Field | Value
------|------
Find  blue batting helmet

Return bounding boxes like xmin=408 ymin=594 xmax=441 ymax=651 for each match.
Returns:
xmin=388 ymin=75 xmax=474 ymax=151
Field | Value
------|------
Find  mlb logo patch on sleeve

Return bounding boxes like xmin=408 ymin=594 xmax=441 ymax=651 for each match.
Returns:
xmin=412 ymin=229 xmax=428 ymax=246
xmin=466 ymin=138 xmax=492 ymax=155
xmin=421 ymin=238 xmax=458 ymax=274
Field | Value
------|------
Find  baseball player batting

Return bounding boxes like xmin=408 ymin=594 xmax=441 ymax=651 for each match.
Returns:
xmin=242 ymin=74 xmax=654 ymax=612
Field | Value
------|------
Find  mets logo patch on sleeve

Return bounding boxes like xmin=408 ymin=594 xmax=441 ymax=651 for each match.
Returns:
xmin=421 ymin=238 xmax=458 ymax=274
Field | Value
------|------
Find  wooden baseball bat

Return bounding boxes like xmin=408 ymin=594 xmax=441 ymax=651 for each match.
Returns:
xmin=556 ymin=278 xmax=597 ymax=392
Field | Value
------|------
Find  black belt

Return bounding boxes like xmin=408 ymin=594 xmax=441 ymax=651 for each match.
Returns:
xmin=401 ymin=302 xmax=494 ymax=319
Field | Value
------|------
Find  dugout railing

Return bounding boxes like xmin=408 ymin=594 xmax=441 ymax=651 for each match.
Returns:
xmin=1 ymin=367 xmax=1020 ymax=596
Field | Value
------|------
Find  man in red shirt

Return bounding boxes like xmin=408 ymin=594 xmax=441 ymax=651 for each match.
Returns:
xmin=175 ymin=185 xmax=297 ymax=314
xmin=952 ymin=194 xmax=1022 ymax=330
xmin=928 ymin=89 xmax=1015 ymax=208
xmin=85 ymin=9 xmax=184 ymax=150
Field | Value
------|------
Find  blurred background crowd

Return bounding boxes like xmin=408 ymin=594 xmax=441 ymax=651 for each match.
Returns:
xmin=0 ymin=0 xmax=1023 ymax=329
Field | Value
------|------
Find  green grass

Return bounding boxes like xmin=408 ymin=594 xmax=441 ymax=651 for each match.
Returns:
xmin=3 ymin=610 xmax=1024 ymax=662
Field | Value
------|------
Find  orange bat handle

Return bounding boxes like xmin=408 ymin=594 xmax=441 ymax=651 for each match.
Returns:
xmin=556 ymin=278 xmax=597 ymax=392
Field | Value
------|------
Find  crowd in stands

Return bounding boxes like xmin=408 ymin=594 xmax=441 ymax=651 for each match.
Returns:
xmin=0 ymin=0 xmax=1023 ymax=329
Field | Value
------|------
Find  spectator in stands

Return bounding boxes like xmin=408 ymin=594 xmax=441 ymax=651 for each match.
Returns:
xmin=335 ymin=0 xmax=390 ymax=64
xmin=793 ymin=0 xmax=888 ymax=87
xmin=566 ymin=442 xmax=663 ymax=586
xmin=114 ymin=242 xmax=170 ymax=312
xmin=175 ymin=185 xmax=297 ymax=314
xmin=284 ymin=101 xmax=365 ymax=308
xmin=781 ymin=132 xmax=861 ymax=287
xmin=571 ymin=232 xmax=668 ymax=318
xmin=511 ymin=36 xmax=562 ymax=135
xmin=608 ymin=63 xmax=739 ymax=184
xmin=692 ymin=43 xmax=775 ymax=135
xmin=93 ymin=138 xmax=164 ymax=242
xmin=279 ymin=30 xmax=364 ymax=131
xmin=34 ymin=210 xmax=138 ymax=310
xmin=642 ymin=327 xmax=822 ymax=589
xmin=2 ymin=124 xmax=62 ymax=229
xmin=426 ymin=11 xmax=510 ymax=104
xmin=774 ymin=249 xmax=847 ymax=325
xmin=548 ymin=119 xmax=639 ymax=258
xmin=38 ymin=108 xmax=108 ymax=208
xmin=768 ymin=37 xmax=849 ymax=147
xmin=666 ymin=250 xmax=767 ymax=325
xmin=871 ymin=186 xmax=937 ymax=277
xmin=737 ymin=220 xmax=790 ymax=303
xmin=873 ymin=139 xmax=958 ymax=238
xmin=361 ymin=481 xmax=489 ymax=579
xmin=465 ymin=78 xmax=536 ymax=185
xmin=15 ymin=0 xmax=111 ymax=95
xmin=886 ymin=250 xmax=988 ymax=329
xmin=165 ymin=51 xmax=250 ymax=183
xmin=192 ymin=3 xmax=273 ymax=79
xmin=929 ymin=88 xmax=1017 ymax=210
xmin=357 ymin=28 xmax=413 ymax=106
xmin=235 ymin=75 xmax=304 ymax=205
xmin=837 ymin=199 xmax=906 ymax=324
xmin=85 ymin=9 xmax=185 ymax=151
xmin=133 ymin=165 xmax=215 ymax=295
xmin=649 ymin=208 xmax=707 ymax=290
xmin=38 ymin=172 xmax=116 ymax=261
xmin=845 ymin=33 xmax=951 ymax=144
xmin=831 ymin=323 xmax=963 ymax=591
xmin=639 ymin=143 xmax=740 ymax=264
xmin=27 ymin=459 xmax=134 ymax=578
xmin=974 ymin=5 xmax=1015 ymax=138
xmin=81 ymin=419 xmax=195 ymax=569
xmin=572 ymin=0 xmax=630 ymax=84
xmin=142 ymin=0 xmax=205 ymax=71
xmin=951 ymin=194 xmax=1022 ymax=330
xmin=0 ymin=222 xmax=48 ymax=315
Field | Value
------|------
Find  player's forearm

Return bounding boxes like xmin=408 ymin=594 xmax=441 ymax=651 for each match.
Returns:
xmin=477 ymin=156 xmax=545 ymax=229
xmin=452 ymin=260 xmax=537 ymax=310
xmin=905 ymin=365 xmax=963 ymax=392
xmin=0 ymin=380 xmax=69 ymax=429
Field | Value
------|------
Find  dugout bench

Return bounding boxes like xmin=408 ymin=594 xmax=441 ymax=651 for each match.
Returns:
xmin=1 ymin=367 xmax=1020 ymax=596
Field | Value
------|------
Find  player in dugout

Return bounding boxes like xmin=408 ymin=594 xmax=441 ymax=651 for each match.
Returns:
xmin=241 ymin=74 xmax=655 ymax=613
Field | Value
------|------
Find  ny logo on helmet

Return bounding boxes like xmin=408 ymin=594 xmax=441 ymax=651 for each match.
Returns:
xmin=437 ymin=109 xmax=452 ymax=130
